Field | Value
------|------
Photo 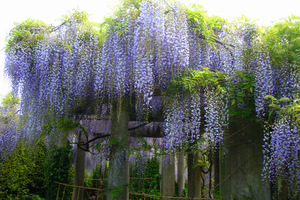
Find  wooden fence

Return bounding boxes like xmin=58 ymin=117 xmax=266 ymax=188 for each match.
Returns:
xmin=54 ymin=180 xmax=222 ymax=200
xmin=55 ymin=182 xmax=106 ymax=200
xmin=129 ymin=191 xmax=221 ymax=200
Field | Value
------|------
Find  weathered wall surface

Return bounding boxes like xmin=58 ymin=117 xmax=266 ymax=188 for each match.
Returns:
xmin=220 ymin=120 xmax=271 ymax=200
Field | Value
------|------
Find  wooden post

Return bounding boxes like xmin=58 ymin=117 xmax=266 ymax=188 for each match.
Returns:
xmin=74 ymin=132 xmax=86 ymax=200
xmin=62 ymin=185 xmax=67 ymax=200
xmin=188 ymin=152 xmax=202 ymax=198
xmin=56 ymin=184 xmax=61 ymax=200
xmin=76 ymin=187 xmax=80 ymax=200
xmin=177 ymin=153 xmax=186 ymax=197
xmin=160 ymin=153 xmax=175 ymax=200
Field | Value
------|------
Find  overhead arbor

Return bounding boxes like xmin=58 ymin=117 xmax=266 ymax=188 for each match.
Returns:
xmin=4 ymin=0 xmax=300 ymax=199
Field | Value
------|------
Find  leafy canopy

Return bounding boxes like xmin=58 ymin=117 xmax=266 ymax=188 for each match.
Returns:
xmin=5 ymin=19 xmax=50 ymax=51
xmin=263 ymin=15 xmax=300 ymax=68
xmin=164 ymin=68 xmax=225 ymax=98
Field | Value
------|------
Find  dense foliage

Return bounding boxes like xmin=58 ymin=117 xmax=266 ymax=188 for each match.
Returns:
xmin=262 ymin=15 xmax=300 ymax=69
xmin=44 ymin=144 xmax=74 ymax=200
xmin=130 ymin=157 xmax=160 ymax=196
xmin=0 ymin=140 xmax=47 ymax=199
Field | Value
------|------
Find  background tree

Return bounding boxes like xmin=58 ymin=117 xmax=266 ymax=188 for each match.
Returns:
xmin=0 ymin=92 xmax=20 ymax=159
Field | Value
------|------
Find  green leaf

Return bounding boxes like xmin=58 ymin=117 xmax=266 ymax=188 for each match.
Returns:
xmin=250 ymin=87 xmax=253 ymax=93
xmin=231 ymin=99 xmax=236 ymax=105
xmin=264 ymin=95 xmax=277 ymax=101
xmin=237 ymin=97 xmax=243 ymax=102
xmin=109 ymin=138 xmax=118 ymax=145
xmin=278 ymin=97 xmax=290 ymax=102
xmin=269 ymin=103 xmax=279 ymax=108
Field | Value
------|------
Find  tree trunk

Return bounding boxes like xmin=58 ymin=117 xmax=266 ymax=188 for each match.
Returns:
xmin=74 ymin=132 xmax=86 ymax=200
xmin=107 ymin=101 xmax=129 ymax=200
xmin=188 ymin=152 xmax=202 ymax=198
xmin=177 ymin=153 xmax=185 ymax=197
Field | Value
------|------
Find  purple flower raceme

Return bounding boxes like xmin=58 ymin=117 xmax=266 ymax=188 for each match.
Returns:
xmin=262 ymin=118 xmax=300 ymax=192
xmin=132 ymin=1 xmax=190 ymax=107
xmin=273 ymin=64 xmax=297 ymax=100
xmin=188 ymin=31 xmax=212 ymax=71
xmin=164 ymin=89 xmax=228 ymax=152
xmin=164 ymin=94 xmax=202 ymax=151
xmin=254 ymin=51 xmax=275 ymax=118
xmin=0 ymin=123 xmax=23 ymax=160
xmin=204 ymin=90 xmax=228 ymax=147
xmin=164 ymin=97 xmax=187 ymax=151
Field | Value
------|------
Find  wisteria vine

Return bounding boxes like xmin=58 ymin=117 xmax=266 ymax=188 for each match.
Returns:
xmin=3 ymin=0 xmax=300 ymax=192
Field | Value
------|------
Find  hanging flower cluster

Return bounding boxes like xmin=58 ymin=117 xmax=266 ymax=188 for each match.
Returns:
xmin=262 ymin=119 xmax=300 ymax=192
xmin=253 ymin=51 xmax=275 ymax=118
xmin=204 ymin=90 xmax=228 ymax=147
xmin=163 ymin=90 xmax=228 ymax=151
xmin=273 ymin=64 xmax=297 ymax=100
xmin=5 ymin=16 xmax=101 ymax=135
xmin=217 ymin=32 xmax=245 ymax=74
xmin=164 ymin=94 xmax=201 ymax=151
xmin=252 ymin=49 xmax=299 ymax=190
xmin=97 ymin=29 xmax=130 ymax=100
xmin=95 ymin=0 xmax=190 ymax=109
xmin=259 ymin=64 xmax=300 ymax=192
xmin=0 ymin=124 xmax=23 ymax=159
xmin=163 ymin=26 xmax=249 ymax=151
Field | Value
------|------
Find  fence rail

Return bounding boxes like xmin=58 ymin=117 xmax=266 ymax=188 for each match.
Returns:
xmin=54 ymin=181 xmax=221 ymax=200
xmin=129 ymin=191 xmax=221 ymax=200
xmin=55 ymin=182 xmax=106 ymax=200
